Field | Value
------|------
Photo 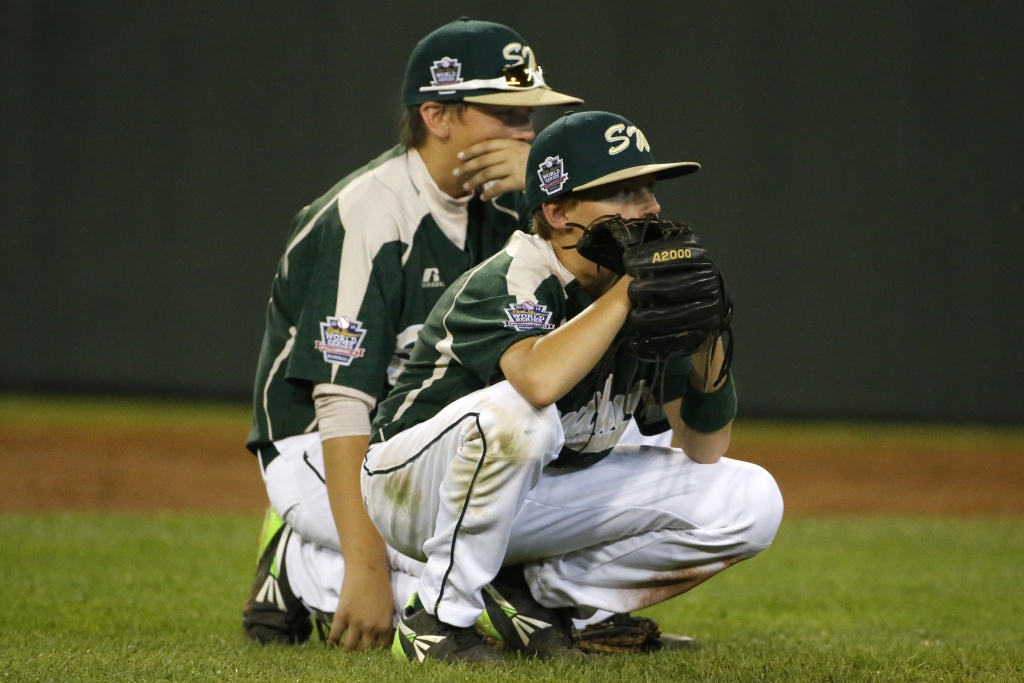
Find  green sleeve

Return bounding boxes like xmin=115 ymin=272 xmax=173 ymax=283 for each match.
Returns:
xmin=445 ymin=272 xmax=567 ymax=384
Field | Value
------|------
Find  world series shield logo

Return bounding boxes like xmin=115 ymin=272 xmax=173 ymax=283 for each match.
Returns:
xmin=503 ymin=301 xmax=555 ymax=331
xmin=315 ymin=316 xmax=367 ymax=366
xmin=429 ymin=57 xmax=463 ymax=87
xmin=537 ymin=156 xmax=569 ymax=195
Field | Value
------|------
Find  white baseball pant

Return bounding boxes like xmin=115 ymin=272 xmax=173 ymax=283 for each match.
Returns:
xmin=361 ymin=380 xmax=784 ymax=628
xmin=260 ymin=432 xmax=422 ymax=618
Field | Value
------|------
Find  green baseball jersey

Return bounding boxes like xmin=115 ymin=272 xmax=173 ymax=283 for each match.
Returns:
xmin=371 ymin=232 xmax=690 ymax=467
xmin=247 ymin=145 xmax=524 ymax=454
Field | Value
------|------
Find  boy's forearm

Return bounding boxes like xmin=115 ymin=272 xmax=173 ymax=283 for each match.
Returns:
xmin=499 ymin=277 xmax=632 ymax=407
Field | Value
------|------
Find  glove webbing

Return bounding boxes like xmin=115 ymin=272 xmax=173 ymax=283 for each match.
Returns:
xmin=703 ymin=329 xmax=733 ymax=391
xmin=561 ymin=213 xmax=657 ymax=272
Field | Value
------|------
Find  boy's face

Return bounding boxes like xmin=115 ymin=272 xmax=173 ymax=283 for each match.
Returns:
xmin=449 ymin=103 xmax=536 ymax=150
xmin=563 ymin=175 xmax=661 ymax=227
xmin=552 ymin=174 xmax=663 ymax=291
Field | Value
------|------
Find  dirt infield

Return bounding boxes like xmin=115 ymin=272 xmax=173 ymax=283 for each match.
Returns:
xmin=2 ymin=418 xmax=1022 ymax=515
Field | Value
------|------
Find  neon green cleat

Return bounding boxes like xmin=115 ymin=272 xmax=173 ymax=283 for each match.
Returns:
xmin=393 ymin=593 xmax=502 ymax=665
xmin=479 ymin=565 xmax=585 ymax=659
xmin=241 ymin=507 xmax=312 ymax=644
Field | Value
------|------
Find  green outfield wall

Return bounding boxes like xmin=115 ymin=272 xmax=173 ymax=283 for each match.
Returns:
xmin=2 ymin=1 xmax=1021 ymax=422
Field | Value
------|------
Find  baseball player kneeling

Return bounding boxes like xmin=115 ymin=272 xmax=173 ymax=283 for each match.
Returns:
xmin=363 ymin=111 xmax=784 ymax=664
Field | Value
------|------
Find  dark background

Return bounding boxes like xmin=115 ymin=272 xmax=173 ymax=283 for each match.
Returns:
xmin=2 ymin=1 xmax=1022 ymax=423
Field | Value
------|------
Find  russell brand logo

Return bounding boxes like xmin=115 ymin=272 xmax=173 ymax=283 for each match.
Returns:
xmin=422 ymin=267 xmax=446 ymax=289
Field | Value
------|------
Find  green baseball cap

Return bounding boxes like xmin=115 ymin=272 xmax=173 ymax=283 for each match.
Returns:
xmin=402 ymin=18 xmax=583 ymax=107
xmin=525 ymin=111 xmax=701 ymax=214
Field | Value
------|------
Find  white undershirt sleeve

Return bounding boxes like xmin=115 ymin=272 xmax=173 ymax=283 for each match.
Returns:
xmin=312 ymin=384 xmax=376 ymax=440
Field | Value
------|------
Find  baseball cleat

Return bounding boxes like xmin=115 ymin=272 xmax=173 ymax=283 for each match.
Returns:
xmin=306 ymin=606 xmax=336 ymax=644
xmin=241 ymin=508 xmax=313 ymax=644
xmin=478 ymin=565 xmax=586 ymax=659
xmin=393 ymin=593 xmax=502 ymax=665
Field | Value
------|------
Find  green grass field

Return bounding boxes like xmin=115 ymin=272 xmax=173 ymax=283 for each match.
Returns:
xmin=3 ymin=513 xmax=1021 ymax=682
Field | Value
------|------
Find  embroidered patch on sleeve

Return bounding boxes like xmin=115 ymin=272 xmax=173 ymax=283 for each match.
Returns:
xmin=503 ymin=301 xmax=555 ymax=331
xmin=315 ymin=316 xmax=367 ymax=365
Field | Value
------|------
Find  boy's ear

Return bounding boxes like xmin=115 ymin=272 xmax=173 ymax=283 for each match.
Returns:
xmin=541 ymin=200 xmax=571 ymax=231
xmin=419 ymin=102 xmax=450 ymax=140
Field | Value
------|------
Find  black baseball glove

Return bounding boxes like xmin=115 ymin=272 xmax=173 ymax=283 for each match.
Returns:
xmin=572 ymin=214 xmax=733 ymax=384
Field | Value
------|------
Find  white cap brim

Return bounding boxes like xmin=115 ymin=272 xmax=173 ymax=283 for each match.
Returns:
xmin=573 ymin=162 xmax=701 ymax=192
xmin=463 ymin=87 xmax=583 ymax=106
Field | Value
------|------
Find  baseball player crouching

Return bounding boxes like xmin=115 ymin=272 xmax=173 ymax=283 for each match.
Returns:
xmin=241 ymin=18 xmax=582 ymax=650
xmin=363 ymin=111 xmax=784 ymax=664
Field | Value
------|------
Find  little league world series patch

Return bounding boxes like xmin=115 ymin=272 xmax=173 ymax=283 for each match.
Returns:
xmin=503 ymin=301 xmax=555 ymax=331
xmin=537 ymin=156 xmax=569 ymax=195
xmin=430 ymin=57 xmax=462 ymax=87
xmin=316 ymin=316 xmax=367 ymax=365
